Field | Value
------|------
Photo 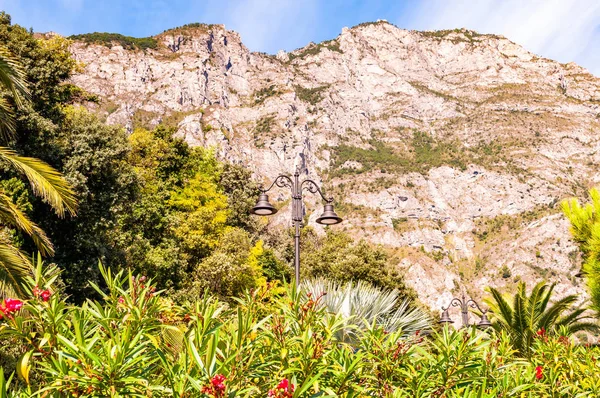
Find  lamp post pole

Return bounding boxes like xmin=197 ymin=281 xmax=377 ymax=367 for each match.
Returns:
xmin=251 ymin=169 xmax=342 ymax=288
xmin=439 ymin=293 xmax=492 ymax=329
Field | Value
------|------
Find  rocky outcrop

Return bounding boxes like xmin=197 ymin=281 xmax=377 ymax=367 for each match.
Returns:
xmin=67 ymin=22 xmax=600 ymax=309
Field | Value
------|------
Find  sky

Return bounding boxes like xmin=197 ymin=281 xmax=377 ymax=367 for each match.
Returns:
xmin=2 ymin=0 xmax=600 ymax=75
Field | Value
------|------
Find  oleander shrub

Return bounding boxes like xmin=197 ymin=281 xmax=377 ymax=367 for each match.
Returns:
xmin=1 ymin=264 xmax=600 ymax=397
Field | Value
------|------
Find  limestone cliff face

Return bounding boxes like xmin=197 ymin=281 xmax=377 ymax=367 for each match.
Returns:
xmin=67 ymin=21 xmax=600 ymax=309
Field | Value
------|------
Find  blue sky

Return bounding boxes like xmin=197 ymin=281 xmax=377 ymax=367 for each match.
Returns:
xmin=3 ymin=0 xmax=600 ymax=75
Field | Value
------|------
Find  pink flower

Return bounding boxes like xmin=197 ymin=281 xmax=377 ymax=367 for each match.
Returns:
xmin=118 ymin=297 xmax=125 ymax=304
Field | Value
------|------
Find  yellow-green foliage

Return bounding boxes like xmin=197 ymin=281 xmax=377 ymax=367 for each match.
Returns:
xmin=118 ymin=126 xmax=270 ymax=297
xmin=563 ymin=188 xmax=600 ymax=315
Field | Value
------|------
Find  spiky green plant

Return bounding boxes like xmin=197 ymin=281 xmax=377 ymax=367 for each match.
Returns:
xmin=562 ymin=187 xmax=600 ymax=316
xmin=484 ymin=281 xmax=597 ymax=356
xmin=0 ymin=48 xmax=77 ymax=297
xmin=301 ymin=278 xmax=430 ymax=343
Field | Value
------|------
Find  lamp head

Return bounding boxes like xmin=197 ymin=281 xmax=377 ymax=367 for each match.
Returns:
xmin=477 ymin=311 xmax=492 ymax=329
xmin=439 ymin=308 xmax=454 ymax=325
xmin=316 ymin=203 xmax=342 ymax=225
xmin=251 ymin=193 xmax=277 ymax=216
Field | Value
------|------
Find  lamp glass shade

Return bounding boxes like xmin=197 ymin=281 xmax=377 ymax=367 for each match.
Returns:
xmin=316 ymin=203 xmax=342 ymax=225
xmin=251 ymin=193 xmax=277 ymax=216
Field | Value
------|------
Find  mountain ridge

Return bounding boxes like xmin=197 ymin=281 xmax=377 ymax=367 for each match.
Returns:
xmin=65 ymin=20 xmax=600 ymax=309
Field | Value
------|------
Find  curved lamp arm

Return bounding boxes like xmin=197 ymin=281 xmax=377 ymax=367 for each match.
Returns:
xmin=442 ymin=297 xmax=464 ymax=311
xmin=466 ymin=299 xmax=488 ymax=314
xmin=301 ymin=179 xmax=332 ymax=203
xmin=261 ymin=175 xmax=295 ymax=193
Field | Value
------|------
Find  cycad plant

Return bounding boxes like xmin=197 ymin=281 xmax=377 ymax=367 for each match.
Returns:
xmin=485 ymin=281 xmax=597 ymax=356
xmin=301 ymin=278 xmax=430 ymax=343
xmin=0 ymin=47 xmax=77 ymax=297
xmin=562 ymin=188 xmax=600 ymax=315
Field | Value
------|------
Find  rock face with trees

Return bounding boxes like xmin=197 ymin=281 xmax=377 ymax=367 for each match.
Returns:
xmin=66 ymin=21 xmax=600 ymax=308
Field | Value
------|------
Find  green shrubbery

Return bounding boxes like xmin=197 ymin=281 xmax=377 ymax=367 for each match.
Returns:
xmin=1 ymin=266 xmax=600 ymax=396
xmin=294 ymin=85 xmax=329 ymax=105
xmin=69 ymin=32 xmax=158 ymax=50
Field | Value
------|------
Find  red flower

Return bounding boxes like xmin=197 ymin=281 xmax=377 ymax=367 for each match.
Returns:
xmin=536 ymin=328 xmax=546 ymax=337
xmin=535 ymin=366 xmax=543 ymax=380
xmin=268 ymin=379 xmax=295 ymax=398
xmin=4 ymin=298 xmax=23 ymax=312
xmin=33 ymin=286 xmax=51 ymax=302
xmin=40 ymin=290 xmax=51 ymax=302
xmin=0 ymin=298 xmax=23 ymax=320
xmin=202 ymin=374 xmax=226 ymax=397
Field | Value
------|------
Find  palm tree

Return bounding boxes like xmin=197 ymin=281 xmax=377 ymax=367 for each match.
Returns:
xmin=301 ymin=278 xmax=430 ymax=344
xmin=562 ymin=188 xmax=600 ymax=316
xmin=484 ymin=281 xmax=598 ymax=356
xmin=0 ymin=46 xmax=77 ymax=297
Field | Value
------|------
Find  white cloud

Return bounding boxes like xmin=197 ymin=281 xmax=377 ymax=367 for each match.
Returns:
xmin=404 ymin=0 xmax=600 ymax=75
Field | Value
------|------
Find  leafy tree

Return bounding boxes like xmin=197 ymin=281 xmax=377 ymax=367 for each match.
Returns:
xmin=28 ymin=107 xmax=136 ymax=298
xmin=218 ymin=162 xmax=261 ymax=232
xmin=301 ymin=229 xmax=416 ymax=299
xmin=562 ymin=187 xmax=600 ymax=315
xmin=484 ymin=281 xmax=597 ymax=356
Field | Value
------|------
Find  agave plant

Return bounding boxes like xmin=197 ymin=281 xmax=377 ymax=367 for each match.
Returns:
xmin=484 ymin=281 xmax=598 ymax=356
xmin=301 ymin=278 xmax=430 ymax=343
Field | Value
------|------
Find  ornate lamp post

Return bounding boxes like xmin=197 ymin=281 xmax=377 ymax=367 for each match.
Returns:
xmin=439 ymin=293 xmax=492 ymax=329
xmin=250 ymin=169 xmax=342 ymax=287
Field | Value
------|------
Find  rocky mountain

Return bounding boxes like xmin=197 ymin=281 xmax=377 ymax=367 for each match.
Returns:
xmin=66 ymin=20 xmax=600 ymax=310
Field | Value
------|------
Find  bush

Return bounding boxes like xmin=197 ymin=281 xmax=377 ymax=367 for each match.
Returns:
xmin=2 ymin=266 xmax=600 ymax=396
xmin=294 ymin=85 xmax=329 ymax=105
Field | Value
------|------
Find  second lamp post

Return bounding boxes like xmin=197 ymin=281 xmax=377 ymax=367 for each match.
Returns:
xmin=251 ymin=169 xmax=342 ymax=287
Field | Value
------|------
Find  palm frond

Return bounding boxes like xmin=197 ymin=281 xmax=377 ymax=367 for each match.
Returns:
xmin=301 ymin=278 xmax=430 ymax=343
xmin=0 ymin=241 xmax=32 ymax=298
xmin=0 ymin=46 xmax=30 ymax=139
xmin=0 ymin=191 xmax=54 ymax=255
xmin=0 ymin=147 xmax=77 ymax=217
xmin=538 ymin=295 xmax=579 ymax=331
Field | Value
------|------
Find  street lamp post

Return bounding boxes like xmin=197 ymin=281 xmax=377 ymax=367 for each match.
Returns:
xmin=439 ymin=293 xmax=492 ymax=329
xmin=250 ymin=169 xmax=342 ymax=287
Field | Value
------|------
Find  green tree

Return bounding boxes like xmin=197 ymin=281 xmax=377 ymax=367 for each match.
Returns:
xmin=301 ymin=229 xmax=415 ymax=299
xmin=484 ymin=281 xmax=597 ymax=356
xmin=29 ymin=107 xmax=136 ymax=298
xmin=562 ymin=187 xmax=600 ymax=315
